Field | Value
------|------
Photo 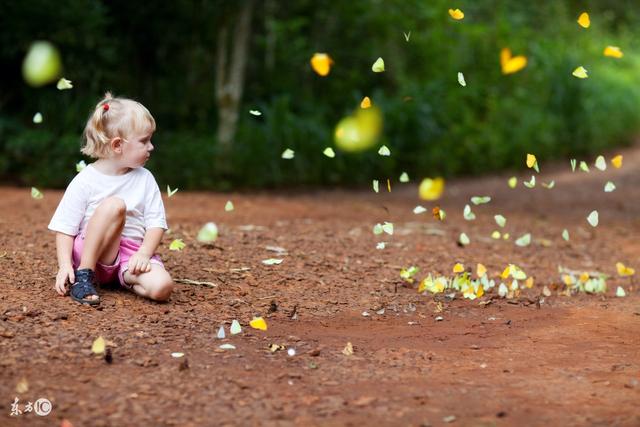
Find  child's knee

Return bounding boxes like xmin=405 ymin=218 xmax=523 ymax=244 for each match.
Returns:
xmin=148 ymin=279 xmax=174 ymax=302
xmin=97 ymin=197 xmax=126 ymax=219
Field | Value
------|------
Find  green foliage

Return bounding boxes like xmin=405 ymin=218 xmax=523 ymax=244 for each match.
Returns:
xmin=1 ymin=0 xmax=639 ymax=189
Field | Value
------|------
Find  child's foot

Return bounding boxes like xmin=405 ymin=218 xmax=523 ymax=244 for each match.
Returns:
xmin=70 ymin=269 xmax=100 ymax=305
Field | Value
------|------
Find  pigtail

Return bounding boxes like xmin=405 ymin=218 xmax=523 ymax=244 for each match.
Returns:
xmin=81 ymin=92 xmax=114 ymax=158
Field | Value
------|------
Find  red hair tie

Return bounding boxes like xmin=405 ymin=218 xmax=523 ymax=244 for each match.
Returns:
xmin=103 ymin=104 xmax=109 ymax=111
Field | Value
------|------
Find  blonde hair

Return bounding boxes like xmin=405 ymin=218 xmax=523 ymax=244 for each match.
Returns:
xmin=82 ymin=92 xmax=156 ymax=158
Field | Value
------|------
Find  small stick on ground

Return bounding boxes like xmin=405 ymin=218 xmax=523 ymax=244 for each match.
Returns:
xmin=175 ymin=279 xmax=217 ymax=288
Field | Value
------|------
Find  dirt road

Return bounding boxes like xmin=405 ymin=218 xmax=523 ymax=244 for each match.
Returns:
xmin=1 ymin=145 xmax=639 ymax=426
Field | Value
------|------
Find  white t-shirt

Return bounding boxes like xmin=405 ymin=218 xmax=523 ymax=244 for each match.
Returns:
xmin=48 ymin=164 xmax=167 ymax=242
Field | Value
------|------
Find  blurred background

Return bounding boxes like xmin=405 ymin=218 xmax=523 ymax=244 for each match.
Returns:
xmin=1 ymin=0 xmax=639 ymax=190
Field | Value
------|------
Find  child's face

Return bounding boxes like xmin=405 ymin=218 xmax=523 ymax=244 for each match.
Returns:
xmin=121 ymin=129 xmax=154 ymax=168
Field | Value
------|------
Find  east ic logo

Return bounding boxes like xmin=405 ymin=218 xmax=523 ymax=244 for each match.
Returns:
xmin=10 ymin=397 xmax=52 ymax=417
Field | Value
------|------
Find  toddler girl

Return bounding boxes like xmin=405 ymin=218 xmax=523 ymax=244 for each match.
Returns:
xmin=48 ymin=92 xmax=174 ymax=305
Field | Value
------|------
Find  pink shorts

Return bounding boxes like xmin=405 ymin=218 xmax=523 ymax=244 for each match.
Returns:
xmin=72 ymin=234 xmax=164 ymax=289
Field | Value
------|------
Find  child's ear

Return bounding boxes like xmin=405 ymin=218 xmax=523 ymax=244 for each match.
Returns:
xmin=110 ymin=137 xmax=123 ymax=154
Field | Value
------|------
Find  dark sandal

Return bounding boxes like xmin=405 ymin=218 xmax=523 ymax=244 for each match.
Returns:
xmin=70 ymin=269 xmax=100 ymax=305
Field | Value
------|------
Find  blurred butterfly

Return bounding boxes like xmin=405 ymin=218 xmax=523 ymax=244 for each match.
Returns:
xmin=572 ymin=66 xmax=588 ymax=79
xmin=378 ymin=145 xmax=391 ymax=156
xmin=448 ymin=8 xmax=464 ymax=20
xmin=281 ymin=148 xmax=295 ymax=159
xmin=501 ymin=48 xmax=527 ymax=75
xmin=372 ymin=57 xmax=385 ymax=73
xmin=577 ymin=12 xmax=590 ymax=28
xmin=167 ymin=185 xmax=178 ymax=198
xmin=31 ymin=187 xmax=43 ymax=199
xmin=611 ymin=155 xmax=623 ymax=168
xmin=56 ymin=77 xmax=73 ymax=90
xmin=169 ymin=239 xmax=186 ymax=251
xmin=616 ymin=262 xmax=635 ymax=276
xmin=432 ymin=206 xmax=446 ymax=221
xmin=310 ymin=53 xmax=333 ymax=76
xmin=323 ymin=147 xmax=335 ymax=158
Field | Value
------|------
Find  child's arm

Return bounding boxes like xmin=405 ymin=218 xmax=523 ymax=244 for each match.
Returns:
xmin=128 ymin=227 xmax=165 ymax=275
xmin=54 ymin=232 xmax=76 ymax=295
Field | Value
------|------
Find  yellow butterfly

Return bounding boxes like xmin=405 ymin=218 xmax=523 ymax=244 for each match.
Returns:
xmin=577 ymin=12 xmax=590 ymax=28
xmin=476 ymin=263 xmax=487 ymax=278
xmin=448 ymin=8 xmax=464 ymax=20
xmin=603 ymin=46 xmax=623 ymax=58
xmin=310 ymin=53 xmax=333 ymax=76
xmin=419 ymin=177 xmax=445 ymax=200
xmin=92 ymin=336 xmax=106 ymax=354
xmin=453 ymin=263 xmax=465 ymax=274
xmin=501 ymin=48 xmax=527 ymax=75
xmin=611 ymin=154 xmax=623 ymax=168
xmin=250 ymin=316 xmax=268 ymax=331
xmin=616 ymin=262 xmax=635 ymax=276
xmin=525 ymin=277 xmax=534 ymax=288
xmin=360 ymin=96 xmax=371 ymax=109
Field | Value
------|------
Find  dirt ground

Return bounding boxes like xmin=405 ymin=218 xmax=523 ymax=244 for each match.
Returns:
xmin=1 ymin=146 xmax=639 ymax=427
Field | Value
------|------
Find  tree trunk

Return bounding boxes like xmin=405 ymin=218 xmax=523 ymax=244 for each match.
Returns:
xmin=215 ymin=0 xmax=254 ymax=167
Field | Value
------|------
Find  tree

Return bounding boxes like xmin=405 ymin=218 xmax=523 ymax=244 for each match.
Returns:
xmin=215 ymin=0 xmax=255 ymax=166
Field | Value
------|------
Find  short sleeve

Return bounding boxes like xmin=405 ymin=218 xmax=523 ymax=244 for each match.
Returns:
xmin=48 ymin=174 xmax=90 ymax=236
xmin=143 ymin=174 xmax=167 ymax=230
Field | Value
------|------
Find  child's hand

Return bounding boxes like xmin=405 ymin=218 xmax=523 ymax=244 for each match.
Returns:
xmin=128 ymin=251 xmax=152 ymax=275
xmin=55 ymin=265 xmax=75 ymax=296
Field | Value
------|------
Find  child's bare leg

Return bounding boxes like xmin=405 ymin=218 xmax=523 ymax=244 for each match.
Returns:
xmin=123 ymin=264 xmax=174 ymax=302
xmin=77 ymin=198 xmax=126 ymax=300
